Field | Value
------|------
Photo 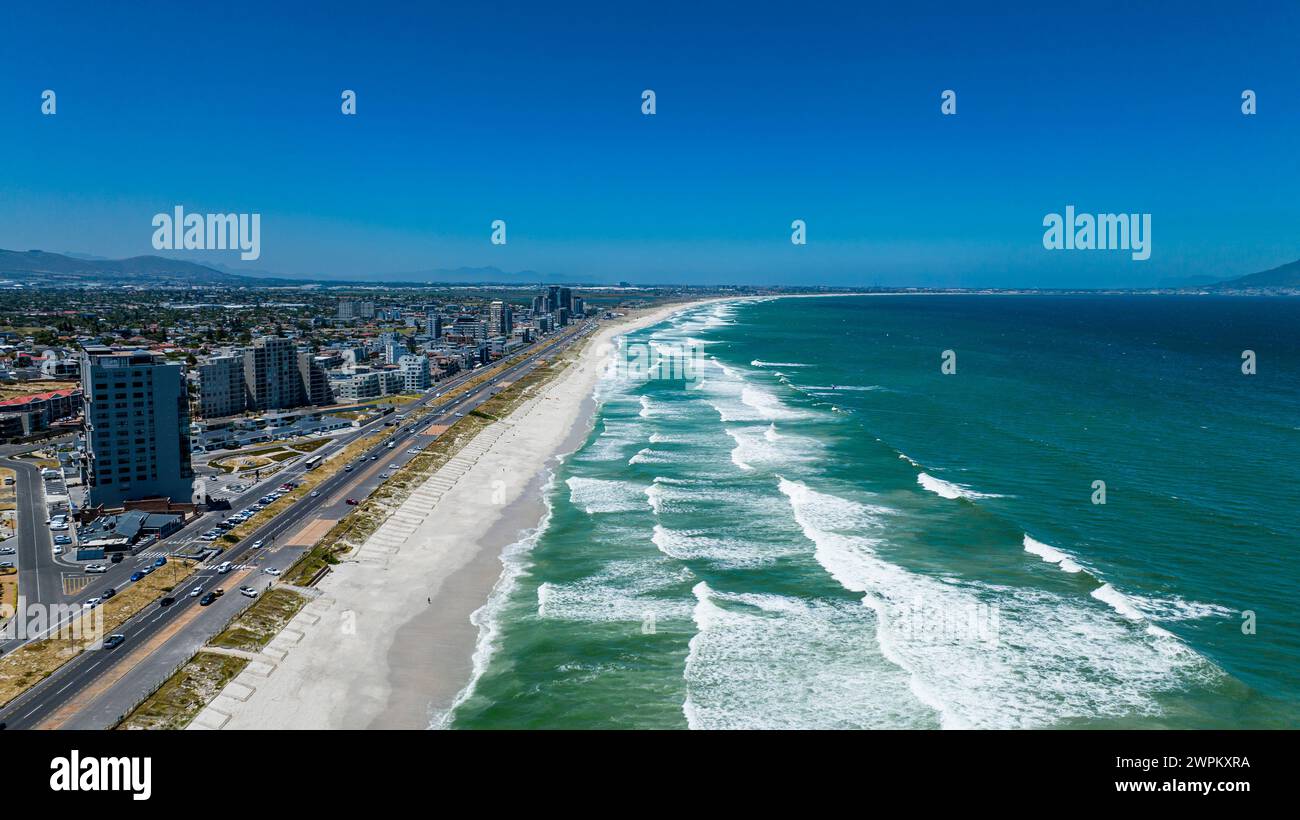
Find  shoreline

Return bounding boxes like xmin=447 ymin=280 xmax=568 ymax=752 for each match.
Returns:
xmin=202 ymin=298 xmax=720 ymax=729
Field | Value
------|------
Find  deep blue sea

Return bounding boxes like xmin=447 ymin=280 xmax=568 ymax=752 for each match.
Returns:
xmin=450 ymin=295 xmax=1300 ymax=728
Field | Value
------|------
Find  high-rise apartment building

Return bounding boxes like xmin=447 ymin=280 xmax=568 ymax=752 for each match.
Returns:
xmin=80 ymin=347 xmax=194 ymax=507
xmin=244 ymin=336 xmax=303 ymax=412
xmin=196 ymin=353 xmax=246 ymax=418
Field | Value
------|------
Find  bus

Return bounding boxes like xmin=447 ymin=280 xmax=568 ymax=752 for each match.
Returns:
xmin=304 ymin=455 xmax=324 ymax=471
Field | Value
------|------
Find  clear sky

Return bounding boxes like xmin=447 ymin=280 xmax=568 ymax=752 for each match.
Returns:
xmin=1 ymin=0 xmax=1297 ymax=287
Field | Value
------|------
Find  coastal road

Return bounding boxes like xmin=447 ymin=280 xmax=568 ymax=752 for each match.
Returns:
xmin=0 ymin=321 xmax=596 ymax=729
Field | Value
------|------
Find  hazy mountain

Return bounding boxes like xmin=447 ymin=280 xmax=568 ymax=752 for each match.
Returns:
xmin=0 ymin=249 xmax=255 ymax=286
xmin=1214 ymin=258 xmax=1300 ymax=289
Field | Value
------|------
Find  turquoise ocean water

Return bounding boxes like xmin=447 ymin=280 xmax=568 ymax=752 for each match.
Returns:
xmin=449 ymin=295 xmax=1300 ymax=729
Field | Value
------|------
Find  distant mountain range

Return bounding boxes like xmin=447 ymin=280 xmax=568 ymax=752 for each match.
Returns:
xmin=0 ymin=249 xmax=250 ymax=286
xmin=2 ymin=247 xmax=1298 ymax=290
xmin=0 ymin=249 xmax=572 ymax=287
xmin=1211 ymin=258 xmax=1300 ymax=289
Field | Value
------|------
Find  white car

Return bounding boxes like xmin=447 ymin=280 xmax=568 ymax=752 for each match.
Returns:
xmin=217 ymin=561 xmax=233 ymax=574
xmin=50 ymin=522 xmax=69 ymax=531
xmin=85 ymin=564 xmax=108 ymax=574
xmin=239 ymin=587 xmax=258 ymax=598
xmin=264 ymin=567 xmax=281 ymax=576
xmin=406 ymin=449 xmax=421 ymax=455
xmin=251 ymin=539 xmax=264 ymax=549
xmin=189 ymin=585 xmax=204 ymax=597
xmin=53 ymin=545 xmax=63 ymax=555
xmin=309 ymin=490 xmax=319 ymax=497
xmin=83 ymin=597 xmax=102 ymax=608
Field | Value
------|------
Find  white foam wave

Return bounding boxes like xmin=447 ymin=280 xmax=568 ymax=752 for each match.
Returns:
xmin=566 ymin=476 xmax=649 ymax=514
xmin=1023 ymin=535 xmax=1086 ymax=574
xmin=1091 ymin=584 xmax=1145 ymax=621
xmin=778 ymin=478 xmax=1221 ymax=729
xmin=917 ymin=472 xmax=1002 ymax=501
xmin=684 ymin=581 xmax=935 ymax=729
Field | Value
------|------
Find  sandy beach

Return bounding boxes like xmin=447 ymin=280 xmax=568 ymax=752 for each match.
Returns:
xmin=193 ymin=299 xmax=716 ymax=730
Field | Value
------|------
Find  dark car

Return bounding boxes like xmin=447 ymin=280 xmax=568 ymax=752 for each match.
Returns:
xmin=103 ymin=634 xmax=126 ymax=649
xmin=101 ymin=588 xmax=116 ymax=600
xmin=153 ymin=556 xmax=167 ymax=567
xmin=346 ymin=498 xmax=359 ymax=505
xmin=129 ymin=571 xmax=144 ymax=582
xmin=199 ymin=592 xmax=217 ymax=606
xmin=158 ymin=596 xmax=176 ymax=607
xmin=110 ymin=552 xmax=125 ymax=563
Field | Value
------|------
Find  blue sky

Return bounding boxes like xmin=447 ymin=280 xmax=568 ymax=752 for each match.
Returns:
xmin=1 ymin=0 xmax=1297 ymax=287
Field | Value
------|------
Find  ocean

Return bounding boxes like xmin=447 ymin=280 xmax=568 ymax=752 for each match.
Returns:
xmin=447 ymin=295 xmax=1300 ymax=729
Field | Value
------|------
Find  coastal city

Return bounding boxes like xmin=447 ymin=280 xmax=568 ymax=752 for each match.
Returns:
xmin=0 ymin=282 xmax=695 ymax=729
xmin=1 ymin=0 xmax=1293 ymax=803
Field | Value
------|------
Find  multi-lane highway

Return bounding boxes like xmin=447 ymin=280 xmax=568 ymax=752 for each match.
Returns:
xmin=0 ymin=321 xmax=594 ymax=729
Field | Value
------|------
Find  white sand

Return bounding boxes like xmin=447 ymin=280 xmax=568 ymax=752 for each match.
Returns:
xmin=194 ymin=300 xmax=717 ymax=730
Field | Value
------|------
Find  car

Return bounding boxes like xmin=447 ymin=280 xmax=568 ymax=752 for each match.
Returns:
xmin=370 ymin=456 xmax=378 ymax=461
xmin=345 ymin=498 xmax=359 ymax=505
xmin=158 ymin=596 xmax=176 ymax=607
xmin=50 ymin=522 xmax=69 ymax=531
xmin=213 ymin=587 xmax=225 ymax=597
xmin=310 ymin=490 xmax=319 ymax=497
xmin=199 ymin=532 xmax=218 ymax=541
xmin=189 ymin=585 xmax=204 ymax=597
xmin=85 ymin=564 xmax=107 ymax=574
xmin=0 ymin=561 xmax=12 ymax=569
xmin=52 ymin=546 xmax=63 ymax=555
xmin=199 ymin=592 xmax=217 ymax=606
xmin=454 ymin=412 xmax=464 ymax=417
xmin=54 ymin=535 xmax=72 ymax=545
xmin=153 ymin=556 xmax=167 ymax=567
xmin=343 ymin=465 xmax=354 ymax=472
xmin=407 ymin=449 xmax=421 ymax=455
xmin=239 ymin=586 xmax=258 ymax=598
xmin=264 ymin=567 xmax=281 ymax=576
xmin=0 ymin=547 xmax=14 ymax=555
xmin=251 ymin=539 xmax=264 ymax=549
xmin=110 ymin=552 xmax=125 ymax=563
xmin=103 ymin=634 xmax=126 ymax=649
xmin=379 ymin=472 xmax=389 ymax=480
xmin=101 ymin=588 xmax=116 ymax=599
xmin=83 ymin=597 xmax=102 ymax=608
xmin=130 ymin=571 xmax=144 ymax=582
xmin=279 ymin=483 xmax=294 ymax=491
xmin=217 ymin=561 xmax=233 ymax=574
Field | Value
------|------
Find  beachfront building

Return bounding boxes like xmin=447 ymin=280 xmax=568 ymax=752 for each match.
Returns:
xmin=80 ymin=346 xmax=194 ymax=507
xmin=244 ymin=336 xmax=303 ymax=412
xmin=197 ymin=353 xmax=246 ymax=418
xmin=399 ymin=354 xmax=431 ymax=392
xmin=332 ymin=369 xmax=405 ymax=403
xmin=489 ymin=300 xmax=513 ymax=337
